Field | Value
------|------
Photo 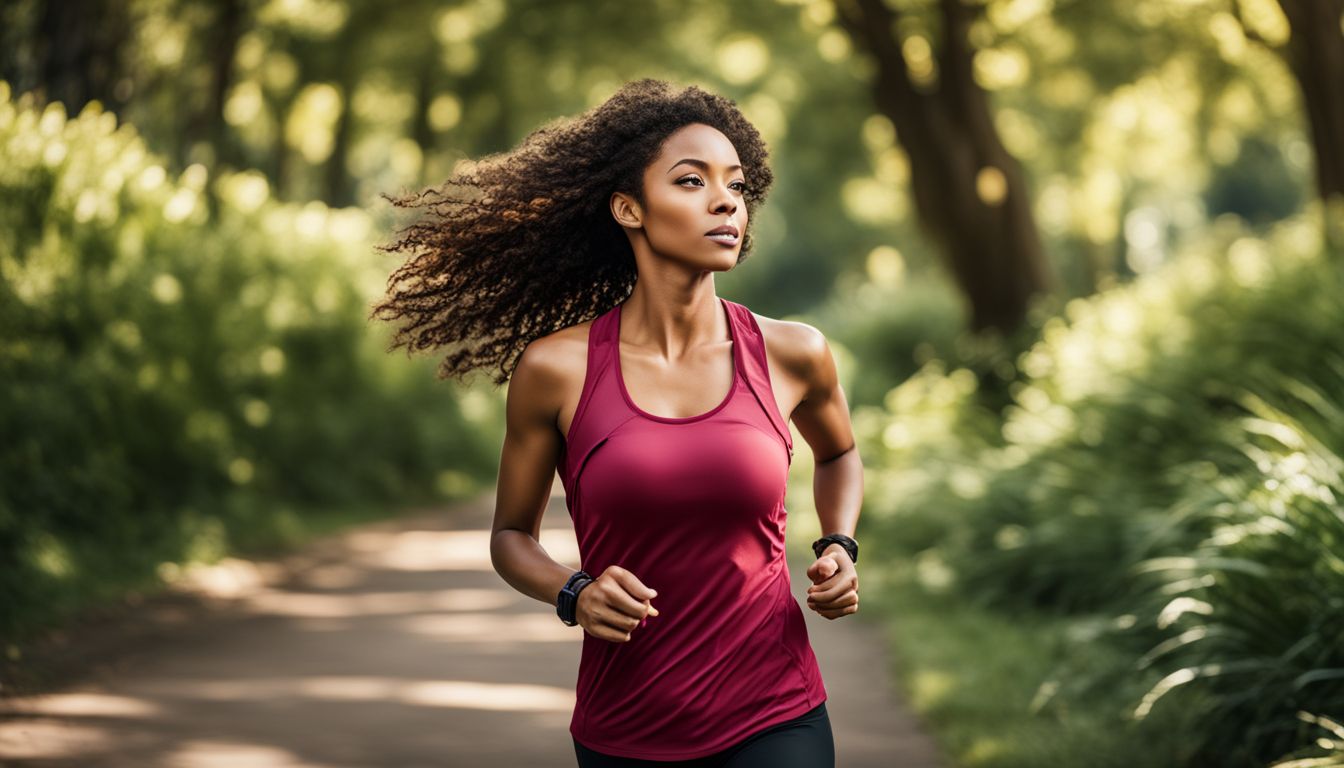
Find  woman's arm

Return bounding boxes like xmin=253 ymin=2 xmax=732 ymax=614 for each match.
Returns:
xmin=787 ymin=325 xmax=862 ymax=619
xmin=489 ymin=338 xmax=576 ymax=606
xmin=489 ymin=337 xmax=659 ymax=642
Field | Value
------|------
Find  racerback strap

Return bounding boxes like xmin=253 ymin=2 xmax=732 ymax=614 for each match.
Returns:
xmin=723 ymin=300 xmax=794 ymax=464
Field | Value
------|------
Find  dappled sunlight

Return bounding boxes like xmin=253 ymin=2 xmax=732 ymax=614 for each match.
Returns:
xmin=290 ymin=562 xmax=364 ymax=589
xmin=342 ymin=527 xmax=578 ymax=572
xmin=901 ymin=34 xmax=936 ymax=86
xmin=344 ymin=528 xmax=494 ymax=571
xmin=401 ymin=680 xmax=574 ymax=711
xmin=217 ymin=169 xmax=271 ymax=213
xmin=5 ymin=0 xmax=1341 ymax=762
xmin=995 ymin=108 xmax=1042 ymax=160
xmin=964 ymin=735 xmax=1009 ymax=764
xmin=716 ymin=34 xmax=770 ymax=85
xmin=909 ymin=669 xmax=955 ymax=710
xmin=162 ymin=557 xmax=273 ymax=599
xmin=0 ymin=720 xmax=119 ymax=760
xmin=124 ymin=675 xmax=575 ymax=712
xmin=240 ymin=587 xmax=516 ymax=618
xmin=256 ymin=0 xmax=349 ymax=37
xmin=863 ymin=194 xmax=1344 ymax=763
xmin=865 ymin=245 xmax=906 ymax=290
xmin=165 ymin=740 xmax=328 ymax=768
xmin=0 ymin=675 xmax=576 ymax=765
xmin=842 ymin=175 xmax=907 ymax=225
xmin=974 ymin=44 xmax=1031 ymax=91
xmin=284 ymin=83 xmax=341 ymax=162
xmin=1 ymin=692 xmax=161 ymax=718
xmin=400 ymin=610 xmax=576 ymax=643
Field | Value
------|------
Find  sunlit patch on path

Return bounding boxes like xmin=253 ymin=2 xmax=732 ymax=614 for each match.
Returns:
xmin=0 ymin=490 xmax=944 ymax=766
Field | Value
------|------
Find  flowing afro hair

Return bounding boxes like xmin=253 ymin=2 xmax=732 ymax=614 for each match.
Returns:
xmin=369 ymin=77 xmax=774 ymax=386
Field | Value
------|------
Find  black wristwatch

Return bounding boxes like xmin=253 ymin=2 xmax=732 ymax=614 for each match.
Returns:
xmin=556 ymin=570 xmax=594 ymax=626
xmin=812 ymin=533 xmax=859 ymax=564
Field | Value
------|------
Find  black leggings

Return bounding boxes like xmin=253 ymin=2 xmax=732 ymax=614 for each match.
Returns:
xmin=572 ymin=700 xmax=834 ymax=767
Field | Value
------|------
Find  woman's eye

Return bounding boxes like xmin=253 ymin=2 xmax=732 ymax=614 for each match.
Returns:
xmin=677 ymin=176 xmax=749 ymax=192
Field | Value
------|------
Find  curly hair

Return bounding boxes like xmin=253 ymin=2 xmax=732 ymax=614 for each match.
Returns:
xmin=369 ymin=77 xmax=775 ymax=387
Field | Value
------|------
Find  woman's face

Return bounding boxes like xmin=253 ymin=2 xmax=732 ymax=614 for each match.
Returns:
xmin=615 ymin=122 xmax=748 ymax=272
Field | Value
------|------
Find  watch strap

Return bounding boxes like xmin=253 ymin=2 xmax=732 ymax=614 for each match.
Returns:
xmin=556 ymin=570 xmax=594 ymax=626
xmin=812 ymin=533 xmax=858 ymax=564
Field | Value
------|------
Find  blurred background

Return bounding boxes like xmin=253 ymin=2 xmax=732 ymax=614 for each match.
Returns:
xmin=2 ymin=0 xmax=1342 ymax=766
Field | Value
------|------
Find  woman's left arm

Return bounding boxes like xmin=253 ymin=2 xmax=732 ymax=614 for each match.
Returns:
xmin=787 ymin=324 xmax=863 ymax=620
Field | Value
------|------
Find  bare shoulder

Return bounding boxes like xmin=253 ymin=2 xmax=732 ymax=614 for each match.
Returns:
xmin=751 ymin=311 xmax=830 ymax=380
xmin=509 ymin=317 xmax=595 ymax=437
xmin=749 ymin=310 xmax=836 ymax=416
xmin=512 ymin=320 xmax=590 ymax=397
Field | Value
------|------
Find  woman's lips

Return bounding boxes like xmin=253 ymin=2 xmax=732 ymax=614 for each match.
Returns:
xmin=706 ymin=232 xmax=740 ymax=246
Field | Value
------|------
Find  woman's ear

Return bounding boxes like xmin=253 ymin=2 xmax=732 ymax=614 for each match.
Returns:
xmin=610 ymin=191 xmax=643 ymax=230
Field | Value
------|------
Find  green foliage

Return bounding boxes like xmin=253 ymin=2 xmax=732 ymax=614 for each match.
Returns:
xmin=856 ymin=205 xmax=1344 ymax=765
xmin=1121 ymin=387 xmax=1344 ymax=766
xmin=809 ymin=271 xmax=967 ymax=409
xmin=1206 ymin=135 xmax=1307 ymax=225
xmin=12 ymin=0 xmax=1312 ymax=318
xmin=0 ymin=83 xmax=501 ymax=644
xmin=866 ymin=568 xmax=1204 ymax=768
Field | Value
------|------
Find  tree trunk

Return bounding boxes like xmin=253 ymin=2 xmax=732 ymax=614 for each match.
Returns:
xmin=323 ymin=76 xmax=354 ymax=207
xmin=1275 ymin=0 xmax=1344 ymax=203
xmin=411 ymin=66 xmax=437 ymax=181
xmin=208 ymin=0 xmax=245 ymax=172
xmin=832 ymin=0 xmax=1051 ymax=334
xmin=323 ymin=12 xmax=363 ymax=208
xmin=35 ymin=0 xmax=131 ymax=115
xmin=270 ymin=94 xmax=290 ymax=202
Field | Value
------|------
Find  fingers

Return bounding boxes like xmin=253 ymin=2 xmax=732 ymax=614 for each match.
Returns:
xmin=807 ymin=573 xmax=858 ymax=605
xmin=807 ymin=563 xmax=859 ymax=620
xmin=807 ymin=590 xmax=859 ymax=610
xmin=603 ymin=583 xmax=653 ymax=621
xmin=811 ymin=602 xmax=859 ymax=620
xmin=610 ymin=566 xmax=658 ymax=605
xmin=806 ymin=561 xmax=838 ymax=584
xmin=578 ymin=586 xmax=643 ymax=642
xmin=579 ymin=566 xmax=660 ymax=643
xmin=807 ymin=590 xmax=860 ymax=620
xmin=605 ymin=565 xmax=659 ymax=619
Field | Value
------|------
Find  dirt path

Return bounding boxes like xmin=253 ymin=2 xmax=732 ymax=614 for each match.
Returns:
xmin=0 ymin=487 xmax=947 ymax=767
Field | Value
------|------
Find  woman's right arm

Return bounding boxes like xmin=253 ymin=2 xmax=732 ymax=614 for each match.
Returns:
xmin=489 ymin=338 xmax=658 ymax=642
xmin=490 ymin=338 xmax=578 ymax=605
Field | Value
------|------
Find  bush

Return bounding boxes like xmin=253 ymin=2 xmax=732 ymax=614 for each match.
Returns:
xmin=856 ymin=203 xmax=1344 ymax=765
xmin=0 ymin=82 xmax=501 ymax=643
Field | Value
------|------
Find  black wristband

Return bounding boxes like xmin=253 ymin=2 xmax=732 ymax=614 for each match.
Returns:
xmin=556 ymin=570 xmax=594 ymax=626
xmin=812 ymin=533 xmax=859 ymax=564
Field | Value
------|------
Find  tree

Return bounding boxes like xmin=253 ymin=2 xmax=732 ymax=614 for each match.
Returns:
xmin=1233 ymin=0 xmax=1344 ymax=204
xmin=832 ymin=0 xmax=1051 ymax=334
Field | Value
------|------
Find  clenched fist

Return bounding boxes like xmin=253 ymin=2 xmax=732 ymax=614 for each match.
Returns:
xmin=577 ymin=565 xmax=661 ymax=642
xmin=805 ymin=548 xmax=859 ymax=620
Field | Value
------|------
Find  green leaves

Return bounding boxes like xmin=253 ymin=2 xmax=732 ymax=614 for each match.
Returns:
xmin=861 ymin=206 xmax=1344 ymax=764
xmin=0 ymin=82 xmax=499 ymax=645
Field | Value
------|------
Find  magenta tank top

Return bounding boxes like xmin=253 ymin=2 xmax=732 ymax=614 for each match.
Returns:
xmin=557 ymin=296 xmax=828 ymax=760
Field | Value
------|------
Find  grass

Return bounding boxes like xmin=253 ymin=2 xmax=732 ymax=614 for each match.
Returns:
xmin=867 ymin=559 xmax=1208 ymax=768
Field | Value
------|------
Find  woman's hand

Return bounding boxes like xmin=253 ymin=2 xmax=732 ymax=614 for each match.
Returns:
xmin=805 ymin=547 xmax=859 ymax=619
xmin=576 ymin=565 xmax=660 ymax=643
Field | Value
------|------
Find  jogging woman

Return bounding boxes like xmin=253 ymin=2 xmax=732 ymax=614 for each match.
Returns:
xmin=373 ymin=78 xmax=863 ymax=767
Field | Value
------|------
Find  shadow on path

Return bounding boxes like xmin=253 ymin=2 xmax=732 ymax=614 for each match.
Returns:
xmin=0 ymin=487 xmax=946 ymax=767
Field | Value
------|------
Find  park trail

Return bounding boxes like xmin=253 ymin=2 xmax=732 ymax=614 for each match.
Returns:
xmin=0 ymin=482 xmax=947 ymax=767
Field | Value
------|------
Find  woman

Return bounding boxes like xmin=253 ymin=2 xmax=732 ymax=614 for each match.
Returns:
xmin=372 ymin=78 xmax=863 ymax=767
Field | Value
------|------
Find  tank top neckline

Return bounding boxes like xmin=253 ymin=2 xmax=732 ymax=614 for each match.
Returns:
xmin=613 ymin=295 xmax=741 ymax=424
